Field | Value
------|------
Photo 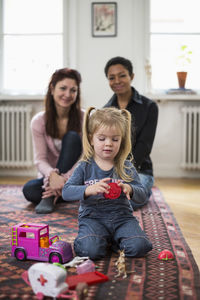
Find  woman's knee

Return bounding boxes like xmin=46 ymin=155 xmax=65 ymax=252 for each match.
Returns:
xmin=22 ymin=179 xmax=43 ymax=203
xmin=121 ymin=236 xmax=153 ymax=257
xmin=57 ymin=131 xmax=82 ymax=173
xmin=63 ymin=131 xmax=82 ymax=150
xmin=74 ymin=235 xmax=107 ymax=260
xmin=23 ymin=182 xmax=33 ymax=201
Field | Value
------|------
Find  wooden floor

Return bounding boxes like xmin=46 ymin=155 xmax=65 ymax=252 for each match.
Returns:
xmin=1 ymin=177 xmax=200 ymax=270
xmin=155 ymin=178 xmax=200 ymax=269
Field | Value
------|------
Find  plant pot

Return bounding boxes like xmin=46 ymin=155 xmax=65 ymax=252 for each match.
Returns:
xmin=177 ymin=71 xmax=187 ymax=89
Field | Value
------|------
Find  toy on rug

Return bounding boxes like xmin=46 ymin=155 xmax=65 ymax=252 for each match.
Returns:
xmin=66 ymin=271 xmax=109 ymax=289
xmin=76 ymin=259 xmax=96 ymax=274
xmin=11 ymin=223 xmax=73 ymax=264
xmin=22 ymin=262 xmax=107 ymax=299
xmin=115 ymin=249 xmax=127 ymax=278
xmin=103 ymin=182 xmax=122 ymax=199
xmin=63 ymin=257 xmax=96 ymax=274
xmin=158 ymin=249 xmax=175 ymax=260
xmin=22 ymin=262 xmax=78 ymax=299
xmin=63 ymin=256 xmax=89 ymax=268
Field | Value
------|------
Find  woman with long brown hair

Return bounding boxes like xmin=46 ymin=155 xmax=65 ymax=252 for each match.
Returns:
xmin=23 ymin=68 xmax=84 ymax=213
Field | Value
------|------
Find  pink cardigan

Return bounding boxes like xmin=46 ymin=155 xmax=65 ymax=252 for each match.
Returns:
xmin=31 ymin=110 xmax=84 ymax=182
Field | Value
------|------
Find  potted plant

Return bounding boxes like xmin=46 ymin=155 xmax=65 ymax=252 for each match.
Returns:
xmin=176 ymin=45 xmax=192 ymax=89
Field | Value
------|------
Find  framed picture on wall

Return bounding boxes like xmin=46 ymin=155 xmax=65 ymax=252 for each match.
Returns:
xmin=92 ymin=2 xmax=117 ymax=37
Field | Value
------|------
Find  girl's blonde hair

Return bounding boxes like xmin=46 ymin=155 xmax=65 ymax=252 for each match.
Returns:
xmin=82 ymin=107 xmax=134 ymax=182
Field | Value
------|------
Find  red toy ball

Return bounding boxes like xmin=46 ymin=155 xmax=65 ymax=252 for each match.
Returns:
xmin=104 ymin=182 xmax=121 ymax=199
xmin=158 ymin=250 xmax=174 ymax=261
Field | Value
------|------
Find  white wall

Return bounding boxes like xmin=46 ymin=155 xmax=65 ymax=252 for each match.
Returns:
xmin=72 ymin=0 xmax=200 ymax=178
xmin=1 ymin=0 xmax=200 ymax=178
xmin=151 ymin=98 xmax=200 ymax=178
xmin=69 ymin=0 xmax=148 ymax=109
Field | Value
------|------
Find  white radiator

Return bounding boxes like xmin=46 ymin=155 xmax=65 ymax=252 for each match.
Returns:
xmin=0 ymin=105 xmax=33 ymax=168
xmin=181 ymin=106 xmax=200 ymax=170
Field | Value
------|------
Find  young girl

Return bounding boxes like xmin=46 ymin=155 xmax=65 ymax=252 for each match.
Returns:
xmin=62 ymin=107 xmax=152 ymax=260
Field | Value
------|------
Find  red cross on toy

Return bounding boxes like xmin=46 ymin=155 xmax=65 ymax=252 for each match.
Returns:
xmin=37 ymin=274 xmax=48 ymax=286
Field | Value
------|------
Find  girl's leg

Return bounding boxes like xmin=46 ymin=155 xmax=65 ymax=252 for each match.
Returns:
xmin=56 ymin=131 xmax=82 ymax=173
xmin=114 ymin=217 xmax=153 ymax=257
xmin=74 ymin=217 xmax=110 ymax=260
xmin=22 ymin=178 xmax=44 ymax=204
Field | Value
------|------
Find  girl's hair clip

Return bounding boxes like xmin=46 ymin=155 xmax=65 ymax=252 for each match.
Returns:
xmin=88 ymin=107 xmax=96 ymax=116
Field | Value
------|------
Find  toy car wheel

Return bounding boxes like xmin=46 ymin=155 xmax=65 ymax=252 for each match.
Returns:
xmin=49 ymin=252 xmax=62 ymax=264
xmin=15 ymin=248 xmax=26 ymax=261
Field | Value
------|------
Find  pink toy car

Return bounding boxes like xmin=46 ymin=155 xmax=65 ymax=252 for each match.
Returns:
xmin=11 ymin=223 xmax=73 ymax=264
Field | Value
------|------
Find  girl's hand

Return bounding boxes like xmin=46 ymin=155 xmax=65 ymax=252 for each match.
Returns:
xmin=85 ymin=178 xmax=111 ymax=197
xmin=117 ymin=181 xmax=133 ymax=200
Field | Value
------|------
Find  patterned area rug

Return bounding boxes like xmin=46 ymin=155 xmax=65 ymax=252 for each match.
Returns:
xmin=0 ymin=185 xmax=200 ymax=300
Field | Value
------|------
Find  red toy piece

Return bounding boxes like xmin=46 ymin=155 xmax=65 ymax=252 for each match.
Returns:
xmin=158 ymin=250 xmax=174 ymax=260
xmin=66 ymin=271 xmax=109 ymax=289
xmin=104 ymin=182 xmax=121 ymax=199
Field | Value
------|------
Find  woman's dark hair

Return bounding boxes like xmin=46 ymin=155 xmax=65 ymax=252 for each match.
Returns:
xmin=104 ymin=56 xmax=133 ymax=77
xmin=45 ymin=68 xmax=82 ymax=138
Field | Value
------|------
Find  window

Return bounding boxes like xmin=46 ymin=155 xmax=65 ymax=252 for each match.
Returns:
xmin=19 ymin=231 xmax=35 ymax=239
xmin=150 ymin=0 xmax=200 ymax=91
xmin=0 ymin=0 xmax=64 ymax=95
xmin=40 ymin=228 xmax=48 ymax=236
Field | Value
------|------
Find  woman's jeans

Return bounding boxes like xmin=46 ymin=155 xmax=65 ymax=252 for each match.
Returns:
xmin=22 ymin=131 xmax=82 ymax=204
xmin=130 ymin=173 xmax=154 ymax=210
xmin=74 ymin=205 xmax=153 ymax=260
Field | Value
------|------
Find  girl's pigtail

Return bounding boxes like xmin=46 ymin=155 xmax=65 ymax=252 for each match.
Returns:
xmin=81 ymin=107 xmax=96 ymax=161
xmin=121 ymin=109 xmax=132 ymax=155
xmin=123 ymin=109 xmax=134 ymax=163
xmin=115 ymin=109 xmax=134 ymax=181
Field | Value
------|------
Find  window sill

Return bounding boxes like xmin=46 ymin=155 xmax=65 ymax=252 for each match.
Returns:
xmin=0 ymin=94 xmax=44 ymax=101
xmin=145 ymin=90 xmax=200 ymax=102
